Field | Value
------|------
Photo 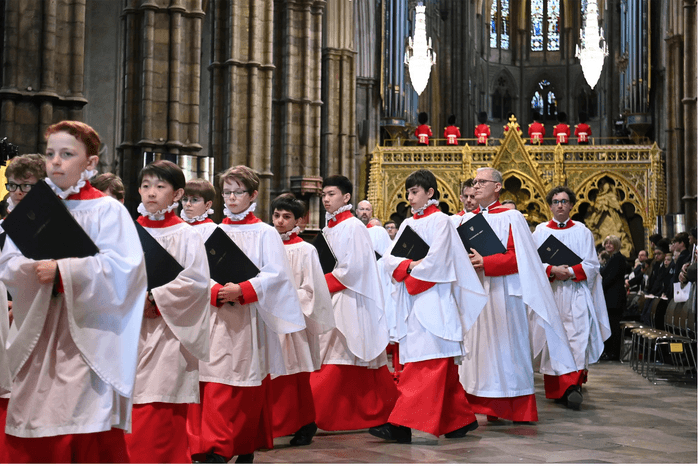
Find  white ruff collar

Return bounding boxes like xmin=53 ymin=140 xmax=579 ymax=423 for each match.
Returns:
xmin=138 ymin=201 xmax=179 ymax=221
xmin=280 ymin=226 xmax=301 ymax=241
xmin=325 ymin=204 xmax=353 ymax=222
xmin=5 ymin=197 xmax=15 ymax=213
xmin=181 ymin=208 xmax=214 ymax=223
xmin=224 ymin=202 xmax=257 ymax=221
xmin=45 ymin=169 xmax=98 ymax=200
xmin=411 ymin=199 xmax=439 ymax=216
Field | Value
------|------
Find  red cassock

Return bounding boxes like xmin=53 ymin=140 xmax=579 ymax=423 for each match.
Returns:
xmin=574 ymin=123 xmax=592 ymax=143
xmin=474 ymin=123 xmax=490 ymax=145
xmin=444 ymin=125 xmax=461 ymax=145
xmin=553 ymin=123 xmax=570 ymax=144
xmin=415 ymin=124 xmax=432 ymax=145
xmin=528 ymin=122 xmax=545 ymax=144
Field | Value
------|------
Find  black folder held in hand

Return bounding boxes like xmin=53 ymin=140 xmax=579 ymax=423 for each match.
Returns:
xmin=390 ymin=226 xmax=430 ymax=261
xmin=135 ymin=222 xmax=184 ymax=291
xmin=204 ymin=227 xmax=260 ymax=285
xmin=2 ymin=180 xmax=99 ymax=260
xmin=457 ymin=214 xmax=506 ymax=257
xmin=537 ymin=235 xmax=583 ymax=266
xmin=312 ymin=232 xmax=337 ymax=274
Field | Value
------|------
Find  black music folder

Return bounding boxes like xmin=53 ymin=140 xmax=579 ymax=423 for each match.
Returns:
xmin=537 ymin=235 xmax=583 ymax=266
xmin=204 ymin=227 xmax=260 ymax=285
xmin=2 ymin=180 xmax=99 ymax=260
xmin=0 ymin=232 xmax=6 ymax=251
xmin=135 ymin=222 xmax=184 ymax=291
xmin=390 ymin=226 xmax=430 ymax=261
xmin=312 ymin=232 xmax=337 ymax=274
xmin=457 ymin=214 xmax=506 ymax=257
xmin=375 ymin=250 xmax=382 ymax=261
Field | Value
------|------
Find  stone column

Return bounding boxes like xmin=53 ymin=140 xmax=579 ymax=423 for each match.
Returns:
xmin=682 ymin=0 xmax=697 ymax=228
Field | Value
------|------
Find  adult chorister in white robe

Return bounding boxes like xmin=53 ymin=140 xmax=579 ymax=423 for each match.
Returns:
xmin=269 ymin=230 xmax=335 ymax=438
xmin=0 ymin=183 xmax=147 ymax=448
xmin=532 ymin=219 xmax=611 ymax=399
xmin=188 ymin=210 xmax=306 ymax=460
xmin=366 ymin=223 xmax=399 ymax=342
xmin=382 ymin=203 xmax=487 ymax=436
xmin=309 ymin=209 xmax=398 ymax=432
xmin=456 ymin=201 xmax=577 ymax=422
xmin=125 ymin=210 xmax=211 ymax=463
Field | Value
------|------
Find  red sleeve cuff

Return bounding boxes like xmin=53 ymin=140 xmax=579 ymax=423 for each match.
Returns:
xmin=325 ymin=273 xmax=347 ymax=294
xmin=211 ymin=283 xmax=224 ymax=307
xmin=546 ymin=265 xmax=555 ymax=282
xmin=154 ymin=304 xmax=161 ymax=316
xmin=392 ymin=259 xmax=412 ymax=282
xmin=405 ymin=275 xmax=436 ymax=295
xmin=238 ymin=280 xmax=259 ymax=305
xmin=55 ymin=270 xmax=64 ymax=294
xmin=571 ymin=264 xmax=587 ymax=282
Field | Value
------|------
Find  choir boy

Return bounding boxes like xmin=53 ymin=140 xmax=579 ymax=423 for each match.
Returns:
xmin=309 ymin=175 xmax=398 ymax=432
xmin=0 ymin=121 xmax=147 ymax=462
xmin=532 ymin=186 xmax=610 ymax=409
xmin=181 ymin=178 xmax=218 ymax=238
xmin=125 ymin=160 xmax=211 ymax=463
xmin=370 ymin=169 xmax=487 ymax=444
xmin=456 ymin=167 xmax=576 ymax=423
xmin=188 ymin=165 xmax=306 ymax=463
xmin=269 ymin=194 xmax=335 ymax=446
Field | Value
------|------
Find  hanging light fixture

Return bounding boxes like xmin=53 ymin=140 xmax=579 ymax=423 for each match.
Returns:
xmin=404 ymin=2 xmax=436 ymax=96
xmin=576 ymin=1 xmax=608 ymax=88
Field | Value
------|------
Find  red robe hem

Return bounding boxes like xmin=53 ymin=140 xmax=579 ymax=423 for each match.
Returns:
xmin=5 ymin=427 xmax=129 ymax=463
xmin=269 ymin=372 xmax=317 ymax=438
xmin=543 ymin=370 xmax=587 ymax=399
xmin=466 ymin=393 xmax=538 ymax=422
xmin=125 ymin=402 xmax=190 ymax=464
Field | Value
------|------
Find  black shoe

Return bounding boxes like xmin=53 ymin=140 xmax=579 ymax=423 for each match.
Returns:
xmin=203 ymin=452 xmax=229 ymax=463
xmin=565 ymin=385 xmax=583 ymax=410
xmin=290 ymin=422 xmax=317 ymax=446
xmin=235 ymin=453 xmax=254 ymax=463
xmin=444 ymin=420 xmax=479 ymax=438
xmin=513 ymin=421 xmax=532 ymax=425
xmin=368 ymin=423 xmax=412 ymax=444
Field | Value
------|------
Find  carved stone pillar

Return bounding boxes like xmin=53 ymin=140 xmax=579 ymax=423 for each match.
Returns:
xmin=682 ymin=0 xmax=697 ymax=228
xmin=321 ymin=0 xmax=356 ymax=199
xmin=0 ymin=0 xmax=88 ymax=154
xmin=665 ymin=33 xmax=684 ymax=216
xmin=118 ymin=0 xmax=205 ymax=213
xmin=209 ymin=0 xmax=276 ymax=221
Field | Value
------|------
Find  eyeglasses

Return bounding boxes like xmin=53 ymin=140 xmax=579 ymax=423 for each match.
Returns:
xmin=472 ymin=179 xmax=497 ymax=186
xmin=222 ymin=190 xmax=249 ymax=198
xmin=5 ymin=182 xmax=34 ymax=193
xmin=551 ymin=199 xmax=570 ymax=206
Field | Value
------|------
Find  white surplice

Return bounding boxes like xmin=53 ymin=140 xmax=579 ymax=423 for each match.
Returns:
xmin=274 ymin=237 xmax=335 ymax=375
xmin=383 ymin=209 xmax=487 ymax=363
xmin=199 ymin=220 xmax=306 ymax=386
xmin=532 ymin=221 xmax=611 ymax=372
xmin=320 ymin=215 xmax=389 ymax=367
xmin=0 ymin=280 xmax=10 ymax=398
xmin=457 ymin=209 xmax=576 ymax=398
xmin=134 ymin=220 xmax=211 ymax=404
xmin=0 ymin=194 xmax=147 ymax=437
xmin=367 ymin=225 xmax=400 ymax=342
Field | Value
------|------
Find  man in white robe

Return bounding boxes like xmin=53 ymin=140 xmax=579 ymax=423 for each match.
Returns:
xmin=309 ymin=176 xmax=398 ymax=432
xmin=450 ymin=178 xmax=477 ymax=227
xmin=457 ymin=167 xmax=576 ymax=423
xmin=532 ymin=186 xmax=611 ymax=409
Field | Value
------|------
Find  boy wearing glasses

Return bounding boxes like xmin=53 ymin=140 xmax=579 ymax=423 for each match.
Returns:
xmin=4 ymin=154 xmax=46 ymax=213
xmin=181 ymin=178 xmax=218 ymax=239
xmin=188 ymin=166 xmax=305 ymax=463
xmin=532 ymin=186 xmax=610 ymax=410
xmin=456 ymin=167 xmax=575 ymax=424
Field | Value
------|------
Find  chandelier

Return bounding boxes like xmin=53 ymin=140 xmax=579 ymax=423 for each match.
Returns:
xmin=576 ymin=1 xmax=608 ymax=88
xmin=404 ymin=2 xmax=436 ymax=96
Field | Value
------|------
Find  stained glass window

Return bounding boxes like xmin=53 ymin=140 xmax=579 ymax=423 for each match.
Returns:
xmin=547 ymin=0 xmax=560 ymax=51
xmin=490 ymin=1 xmax=510 ymax=50
xmin=531 ymin=0 xmax=544 ymax=51
xmin=531 ymin=93 xmax=543 ymax=113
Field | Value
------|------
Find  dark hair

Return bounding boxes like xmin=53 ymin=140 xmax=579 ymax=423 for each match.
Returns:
xmin=185 ymin=178 xmax=216 ymax=203
xmin=219 ymin=165 xmax=259 ymax=193
xmin=384 ymin=220 xmax=396 ymax=228
xmin=5 ymin=154 xmax=47 ymax=181
xmin=461 ymin=178 xmax=474 ymax=191
xmin=271 ymin=193 xmax=306 ymax=219
xmin=672 ymin=232 xmax=690 ymax=250
xmin=322 ymin=175 xmax=353 ymax=196
xmin=138 ymin=160 xmax=186 ymax=191
xmin=45 ymin=121 xmax=101 ymax=157
xmin=92 ymin=172 xmax=125 ymax=200
xmin=546 ymin=186 xmax=576 ymax=205
xmin=405 ymin=169 xmax=439 ymax=200
xmin=656 ymin=238 xmax=670 ymax=254
xmin=649 ymin=233 xmax=663 ymax=245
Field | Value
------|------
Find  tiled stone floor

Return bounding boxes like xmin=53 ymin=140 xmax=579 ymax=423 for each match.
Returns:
xmin=255 ymin=361 xmax=697 ymax=463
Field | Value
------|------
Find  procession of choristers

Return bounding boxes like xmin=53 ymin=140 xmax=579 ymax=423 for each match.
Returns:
xmin=0 ymin=120 xmax=610 ymax=463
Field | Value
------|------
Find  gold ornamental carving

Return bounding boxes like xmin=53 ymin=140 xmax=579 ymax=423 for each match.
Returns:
xmin=368 ymin=118 xmax=665 ymax=254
